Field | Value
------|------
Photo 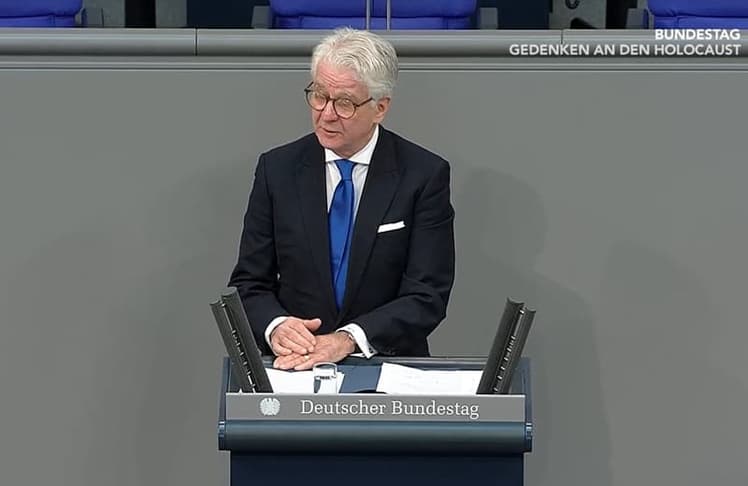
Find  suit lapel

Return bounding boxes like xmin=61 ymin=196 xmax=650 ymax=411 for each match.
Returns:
xmin=340 ymin=129 xmax=401 ymax=319
xmin=296 ymin=139 xmax=338 ymax=318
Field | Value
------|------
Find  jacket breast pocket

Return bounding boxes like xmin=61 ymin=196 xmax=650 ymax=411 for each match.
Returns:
xmin=372 ymin=222 xmax=410 ymax=266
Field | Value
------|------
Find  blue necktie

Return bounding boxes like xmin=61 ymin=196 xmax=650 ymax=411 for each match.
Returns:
xmin=329 ymin=159 xmax=355 ymax=310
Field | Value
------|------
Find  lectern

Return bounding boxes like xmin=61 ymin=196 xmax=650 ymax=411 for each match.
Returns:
xmin=217 ymin=357 xmax=532 ymax=486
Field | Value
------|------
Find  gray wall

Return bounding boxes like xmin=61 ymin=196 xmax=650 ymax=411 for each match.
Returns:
xmin=157 ymin=0 xmax=187 ymax=27
xmin=1 ymin=46 xmax=747 ymax=486
xmin=83 ymin=0 xmax=124 ymax=27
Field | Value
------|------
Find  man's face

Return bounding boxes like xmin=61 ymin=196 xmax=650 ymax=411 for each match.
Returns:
xmin=310 ymin=61 xmax=390 ymax=158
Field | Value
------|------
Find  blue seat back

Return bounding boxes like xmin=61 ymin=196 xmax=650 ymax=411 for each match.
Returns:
xmin=648 ymin=0 xmax=748 ymax=29
xmin=0 ymin=0 xmax=82 ymax=27
xmin=269 ymin=0 xmax=478 ymax=29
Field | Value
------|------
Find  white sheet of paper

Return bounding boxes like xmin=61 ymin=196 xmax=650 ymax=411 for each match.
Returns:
xmin=266 ymin=368 xmax=344 ymax=394
xmin=375 ymin=362 xmax=482 ymax=395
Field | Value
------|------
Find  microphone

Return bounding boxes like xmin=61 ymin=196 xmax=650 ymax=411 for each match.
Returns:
xmin=210 ymin=287 xmax=273 ymax=393
xmin=476 ymin=298 xmax=535 ymax=394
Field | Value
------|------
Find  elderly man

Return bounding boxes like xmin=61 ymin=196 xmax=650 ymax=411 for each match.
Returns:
xmin=229 ymin=28 xmax=454 ymax=370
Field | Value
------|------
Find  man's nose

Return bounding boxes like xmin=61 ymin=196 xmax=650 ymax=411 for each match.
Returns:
xmin=321 ymin=100 xmax=338 ymax=120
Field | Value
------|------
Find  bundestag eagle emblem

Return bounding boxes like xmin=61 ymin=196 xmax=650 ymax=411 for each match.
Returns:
xmin=259 ymin=397 xmax=281 ymax=416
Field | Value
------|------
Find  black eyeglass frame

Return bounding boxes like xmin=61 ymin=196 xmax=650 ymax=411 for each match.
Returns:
xmin=303 ymin=82 xmax=374 ymax=119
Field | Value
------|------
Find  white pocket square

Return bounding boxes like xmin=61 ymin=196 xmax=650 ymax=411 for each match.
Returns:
xmin=377 ymin=221 xmax=405 ymax=233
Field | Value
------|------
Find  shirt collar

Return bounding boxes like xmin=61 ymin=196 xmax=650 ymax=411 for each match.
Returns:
xmin=324 ymin=124 xmax=379 ymax=166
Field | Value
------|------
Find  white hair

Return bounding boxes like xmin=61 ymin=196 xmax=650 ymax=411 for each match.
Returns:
xmin=311 ymin=28 xmax=398 ymax=100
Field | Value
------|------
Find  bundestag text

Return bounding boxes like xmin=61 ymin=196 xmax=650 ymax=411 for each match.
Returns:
xmin=299 ymin=399 xmax=481 ymax=420
xmin=655 ymin=29 xmax=740 ymax=41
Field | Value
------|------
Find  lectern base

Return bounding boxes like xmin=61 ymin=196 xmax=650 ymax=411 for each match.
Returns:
xmin=231 ymin=454 xmax=523 ymax=486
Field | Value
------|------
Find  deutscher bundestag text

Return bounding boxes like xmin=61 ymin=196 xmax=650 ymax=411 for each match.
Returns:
xmin=299 ymin=399 xmax=481 ymax=420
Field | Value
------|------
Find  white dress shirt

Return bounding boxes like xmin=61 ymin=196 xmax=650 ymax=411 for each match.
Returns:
xmin=264 ymin=125 xmax=380 ymax=358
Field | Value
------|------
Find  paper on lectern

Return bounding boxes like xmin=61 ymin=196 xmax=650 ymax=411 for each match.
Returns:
xmin=266 ymin=368 xmax=345 ymax=394
xmin=375 ymin=363 xmax=482 ymax=395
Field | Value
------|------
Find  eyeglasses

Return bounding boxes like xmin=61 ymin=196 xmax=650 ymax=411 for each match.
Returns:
xmin=304 ymin=82 xmax=373 ymax=120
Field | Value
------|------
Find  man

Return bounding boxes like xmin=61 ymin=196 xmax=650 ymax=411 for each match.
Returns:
xmin=229 ymin=28 xmax=454 ymax=371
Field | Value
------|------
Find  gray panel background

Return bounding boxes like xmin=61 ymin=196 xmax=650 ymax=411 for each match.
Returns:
xmin=1 ymin=60 xmax=747 ymax=486
xmin=83 ymin=0 xmax=124 ymax=27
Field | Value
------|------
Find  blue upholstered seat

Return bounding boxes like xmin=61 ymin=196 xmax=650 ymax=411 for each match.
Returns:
xmin=0 ymin=0 xmax=82 ymax=27
xmin=648 ymin=0 xmax=748 ymax=29
xmin=268 ymin=0 xmax=479 ymax=29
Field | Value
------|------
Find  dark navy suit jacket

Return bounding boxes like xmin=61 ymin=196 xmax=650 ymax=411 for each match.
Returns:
xmin=229 ymin=127 xmax=455 ymax=356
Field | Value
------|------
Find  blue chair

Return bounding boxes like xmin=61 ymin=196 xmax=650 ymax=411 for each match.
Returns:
xmin=0 ymin=0 xmax=83 ymax=27
xmin=265 ymin=0 xmax=482 ymax=29
xmin=648 ymin=0 xmax=748 ymax=29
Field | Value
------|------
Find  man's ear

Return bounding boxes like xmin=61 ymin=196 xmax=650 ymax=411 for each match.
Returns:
xmin=373 ymin=97 xmax=391 ymax=124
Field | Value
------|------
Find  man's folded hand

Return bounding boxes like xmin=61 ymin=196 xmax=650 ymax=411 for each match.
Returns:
xmin=270 ymin=317 xmax=321 ymax=356
xmin=273 ymin=332 xmax=355 ymax=370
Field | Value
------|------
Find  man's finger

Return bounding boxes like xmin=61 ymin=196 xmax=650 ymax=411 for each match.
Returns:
xmin=283 ymin=327 xmax=316 ymax=352
xmin=294 ymin=352 xmax=324 ymax=371
xmin=269 ymin=328 xmax=294 ymax=355
xmin=302 ymin=318 xmax=322 ymax=333
xmin=271 ymin=341 xmax=292 ymax=356
xmin=273 ymin=354 xmax=298 ymax=369
xmin=284 ymin=321 xmax=317 ymax=347
xmin=275 ymin=353 xmax=309 ymax=370
xmin=278 ymin=334 xmax=310 ymax=355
